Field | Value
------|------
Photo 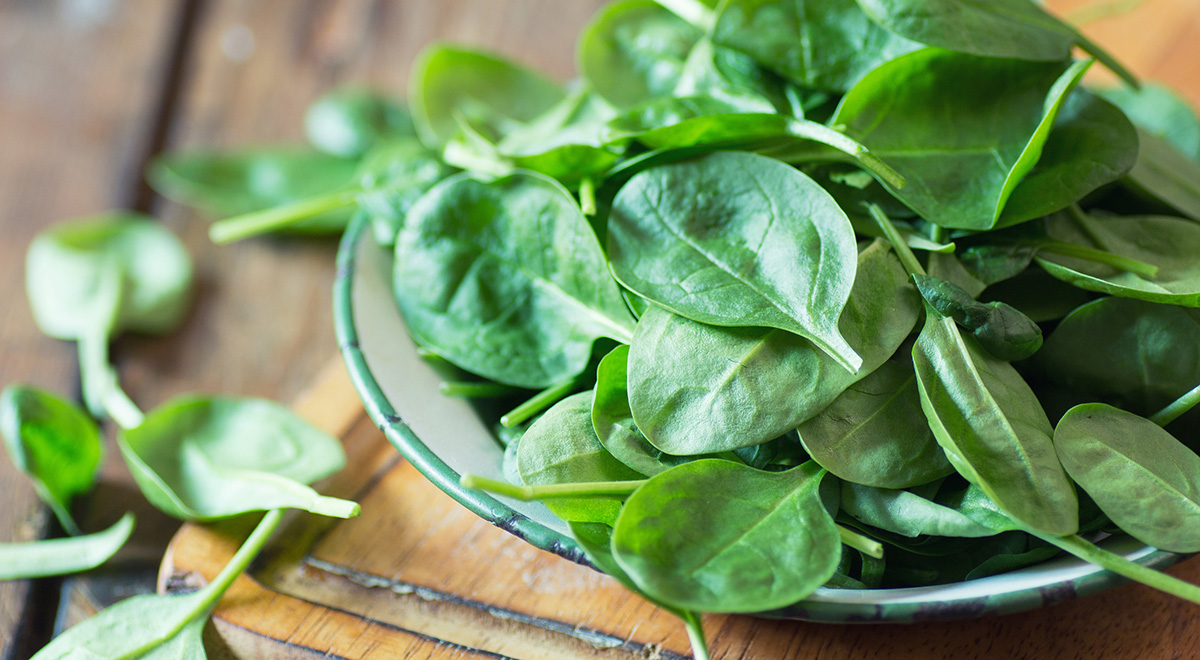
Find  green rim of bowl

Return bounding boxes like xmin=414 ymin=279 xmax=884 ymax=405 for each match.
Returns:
xmin=334 ymin=212 xmax=1183 ymax=623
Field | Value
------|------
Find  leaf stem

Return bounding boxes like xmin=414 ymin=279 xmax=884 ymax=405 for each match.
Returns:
xmin=1150 ymin=383 xmax=1200 ymax=426
xmin=1035 ymin=240 xmax=1159 ymax=278
xmin=867 ymin=204 xmax=927 ymax=278
xmin=681 ymin=611 xmax=712 ymax=660
xmin=102 ymin=373 xmax=145 ymax=430
xmin=785 ymin=119 xmax=905 ymax=190
xmin=199 ymin=508 xmax=285 ymax=608
xmin=500 ymin=377 xmax=577 ymax=428
xmin=439 ymin=381 xmax=519 ymax=398
xmin=1035 ymin=532 xmax=1200 ymax=604
xmin=579 ymin=177 xmax=597 ymax=216
xmin=837 ymin=524 xmax=884 ymax=560
xmin=459 ymin=473 xmax=646 ymax=501
xmin=209 ymin=189 xmax=359 ymax=244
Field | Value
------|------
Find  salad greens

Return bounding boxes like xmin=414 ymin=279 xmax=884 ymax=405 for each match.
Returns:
xmin=43 ymin=0 xmax=1200 ymax=657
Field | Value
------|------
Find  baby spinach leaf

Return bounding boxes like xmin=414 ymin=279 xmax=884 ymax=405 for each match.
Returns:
xmin=591 ymin=345 xmax=701 ymax=476
xmin=997 ymin=90 xmax=1139 ymax=227
xmin=1098 ymin=81 xmax=1200 ymax=161
xmin=1054 ymin=404 xmax=1200 ymax=553
xmin=1121 ymin=128 xmax=1200 ymax=223
xmin=1034 ymin=297 xmax=1200 ymax=417
xmin=355 ymin=138 xmax=456 ymax=247
xmin=673 ymin=38 xmax=794 ymax=112
xmin=496 ymin=85 xmax=623 ymax=183
xmin=304 ymin=88 xmax=414 ymax=159
xmin=1036 ymin=210 xmax=1200 ymax=306
xmin=31 ymin=509 xmax=282 ymax=660
xmin=913 ymin=313 xmax=1078 ymax=536
xmin=393 ymin=171 xmax=636 ymax=388
xmin=609 ymin=151 xmax=863 ymax=371
xmin=579 ymin=0 xmax=703 ymax=109
xmin=854 ymin=0 xmax=1137 ymax=86
xmin=834 ymin=50 xmax=1088 ymax=230
xmin=612 ymin=460 xmax=840 ymax=612
xmin=0 ymin=386 xmax=103 ymax=536
xmin=798 ymin=356 xmax=953 ymax=489
xmin=912 ymin=274 xmax=1043 ymax=361
xmin=712 ymin=0 xmax=918 ymax=93
xmin=148 ymin=149 xmax=359 ymax=234
xmin=627 ymin=239 xmax=919 ymax=454
xmin=517 ymin=392 xmax=645 ymax=525
xmin=410 ymin=44 xmax=565 ymax=149
xmin=118 ymin=396 xmax=358 ymax=521
xmin=0 ymin=513 xmax=133 ymax=580
xmin=840 ymin=483 xmax=1003 ymax=539
xmin=956 ymin=245 xmax=1037 ymax=287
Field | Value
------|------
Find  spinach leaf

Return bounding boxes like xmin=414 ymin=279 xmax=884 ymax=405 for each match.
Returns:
xmin=579 ymin=0 xmax=703 ymax=108
xmin=798 ymin=356 xmax=953 ymax=489
xmin=912 ymin=274 xmax=1043 ymax=361
xmin=0 ymin=513 xmax=133 ymax=580
xmin=840 ymin=483 xmax=1005 ymax=539
xmin=612 ymin=460 xmax=839 ymax=612
xmin=517 ymin=392 xmax=645 ymax=525
xmin=355 ymin=138 xmax=456 ymax=247
xmin=609 ymin=151 xmax=863 ymax=371
xmin=30 ymin=509 xmax=282 ymax=660
xmin=712 ymin=0 xmax=918 ymax=93
xmin=1121 ymin=128 xmax=1200 ymax=223
xmin=673 ymin=38 xmax=795 ymax=112
xmin=0 ymin=386 xmax=103 ymax=536
xmin=1036 ymin=210 xmax=1200 ymax=306
xmin=393 ymin=171 xmax=635 ymax=389
xmin=913 ymin=313 xmax=1079 ymax=536
xmin=148 ymin=149 xmax=359 ymax=233
xmin=834 ymin=50 xmax=1089 ymax=230
xmin=496 ymin=85 xmax=623 ymax=183
xmin=1034 ymin=297 xmax=1200 ymax=417
xmin=627 ymin=239 xmax=919 ymax=454
xmin=854 ymin=0 xmax=1137 ymax=85
xmin=118 ymin=396 xmax=358 ymax=521
xmin=1055 ymin=404 xmax=1200 ymax=552
xmin=410 ymin=45 xmax=565 ymax=149
xmin=1098 ymin=81 xmax=1200 ymax=161
xmin=304 ymin=88 xmax=414 ymax=159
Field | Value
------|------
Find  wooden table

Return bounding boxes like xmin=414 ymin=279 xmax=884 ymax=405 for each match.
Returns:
xmin=2 ymin=1 xmax=1199 ymax=658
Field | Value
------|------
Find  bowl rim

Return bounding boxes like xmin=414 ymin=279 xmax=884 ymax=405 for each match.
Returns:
xmin=333 ymin=211 xmax=1183 ymax=623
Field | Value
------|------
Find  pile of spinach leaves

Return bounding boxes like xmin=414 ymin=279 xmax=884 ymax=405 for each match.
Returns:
xmin=158 ymin=0 xmax=1200 ymax=657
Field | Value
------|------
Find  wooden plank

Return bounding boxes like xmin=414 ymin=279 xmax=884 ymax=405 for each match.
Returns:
xmin=0 ymin=1 xmax=183 ymax=655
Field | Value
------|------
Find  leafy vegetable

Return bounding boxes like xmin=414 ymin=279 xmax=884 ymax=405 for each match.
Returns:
xmin=0 ymin=386 xmax=103 ymax=535
xmin=304 ymin=88 xmax=415 ymax=158
xmin=118 ymin=396 xmax=359 ymax=520
xmin=912 ymin=274 xmax=1043 ymax=361
xmin=0 ymin=513 xmax=133 ymax=580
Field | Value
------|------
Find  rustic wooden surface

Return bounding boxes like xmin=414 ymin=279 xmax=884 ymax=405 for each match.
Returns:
xmin=2 ymin=0 xmax=1200 ymax=658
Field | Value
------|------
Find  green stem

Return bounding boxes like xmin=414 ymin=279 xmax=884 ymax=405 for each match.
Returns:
xmin=579 ymin=177 xmax=597 ymax=217
xmin=867 ymin=204 xmax=927 ymax=277
xmin=838 ymin=525 xmax=884 ymax=560
xmin=209 ymin=189 xmax=359 ymax=244
xmin=77 ymin=331 xmax=111 ymax=421
xmin=681 ymin=611 xmax=712 ymax=660
xmin=102 ymin=373 xmax=145 ymax=430
xmin=439 ymin=381 xmax=519 ymax=399
xmin=785 ymin=119 xmax=906 ymax=190
xmin=1150 ymin=383 xmax=1200 ymax=426
xmin=1035 ymin=533 xmax=1200 ymax=604
xmin=198 ymin=509 xmax=285 ymax=608
xmin=929 ymin=224 xmax=948 ymax=246
xmin=1036 ymin=241 xmax=1159 ymax=278
xmin=460 ymin=474 xmax=645 ymax=501
xmin=500 ymin=377 xmax=577 ymax=428
xmin=653 ymin=0 xmax=714 ymax=30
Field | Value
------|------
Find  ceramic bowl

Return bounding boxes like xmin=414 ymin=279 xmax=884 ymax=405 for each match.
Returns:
xmin=334 ymin=212 xmax=1179 ymax=623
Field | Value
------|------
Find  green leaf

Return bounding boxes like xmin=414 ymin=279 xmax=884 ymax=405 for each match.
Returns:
xmin=1121 ymin=128 xmax=1200 ymax=223
xmin=119 ymin=397 xmax=358 ymax=521
xmin=304 ymin=88 xmax=415 ymax=158
xmin=1098 ymin=81 xmax=1200 ymax=161
xmin=834 ymin=50 xmax=1090 ymax=230
xmin=626 ymin=239 xmax=919 ymax=454
xmin=354 ymin=138 xmax=456 ymax=247
xmin=612 ymin=460 xmax=840 ymax=612
xmin=609 ymin=151 xmax=863 ymax=371
xmin=579 ymin=0 xmax=703 ymax=108
xmin=798 ymin=356 xmax=952 ymax=489
xmin=912 ymin=274 xmax=1043 ymax=361
xmin=148 ymin=149 xmax=358 ymax=234
xmin=913 ymin=313 xmax=1078 ymax=536
xmin=840 ymin=483 xmax=1006 ymax=539
xmin=712 ymin=0 xmax=918 ymax=93
xmin=410 ymin=44 xmax=565 ymax=149
xmin=1054 ymin=404 xmax=1200 ymax=553
xmin=517 ymin=392 xmax=645 ymax=525
xmin=1036 ymin=211 xmax=1200 ymax=306
xmin=495 ymin=85 xmax=624 ymax=183
xmin=0 ymin=513 xmax=133 ymax=580
xmin=393 ymin=171 xmax=636 ymax=388
xmin=0 ymin=386 xmax=103 ymax=536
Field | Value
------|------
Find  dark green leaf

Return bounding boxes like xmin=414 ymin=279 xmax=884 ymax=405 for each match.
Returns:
xmin=1098 ymin=81 xmax=1200 ymax=161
